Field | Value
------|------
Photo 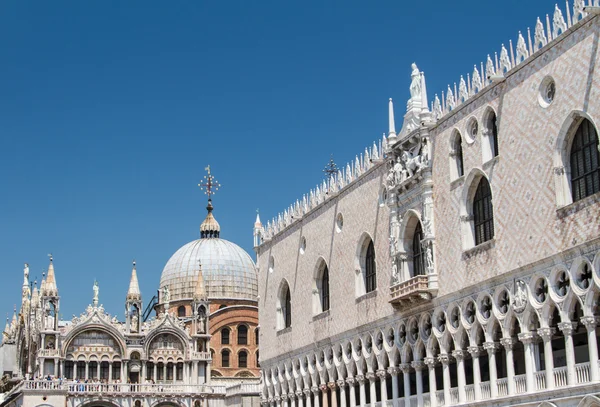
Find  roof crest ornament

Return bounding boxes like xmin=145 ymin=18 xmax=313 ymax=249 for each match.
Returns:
xmin=198 ymin=165 xmax=221 ymax=239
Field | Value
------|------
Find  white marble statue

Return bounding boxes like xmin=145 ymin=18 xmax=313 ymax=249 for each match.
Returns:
xmin=92 ymin=281 xmax=99 ymax=307
xmin=409 ymin=63 xmax=422 ymax=102
xmin=163 ymin=286 xmax=170 ymax=304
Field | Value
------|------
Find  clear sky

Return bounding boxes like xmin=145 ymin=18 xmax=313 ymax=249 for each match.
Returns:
xmin=0 ymin=0 xmax=555 ymax=321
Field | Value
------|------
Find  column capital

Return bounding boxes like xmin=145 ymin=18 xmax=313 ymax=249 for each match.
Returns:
xmin=411 ymin=361 xmax=426 ymax=371
xmin=296 ymin=390 xmax=304 ymax=398
xmin=581 ymin=316 xmax=598 ymax=330
xmin=423 ymin=357 xmax=436 ymax=368
xmin=517 ymin=332 xmax=537 ymax=344
xmin=319 ymin=383 xmax=328 ymax=392
xmin=483 ymin=341 xmax=500 ymax=353
xmin=438 ymin=353 xmax=450 ymax=365
xmin=537 ymin=327 xmax=556 ymax=341
xmin=303 ymin=389 xmax=312 ymax=396
xmin=311 ymin=386 xmax=320 ymax=394
xmin=336 ymin=379 xmax=346 ymax=388
xmin=467 ymin=346 xmax=482 ymax=357
xmin=288 ymin=392 xmax=297 ymax=400
xmin=345 ymin=377 xmax=356 ymax=386
xmin=500 ymin=337 xmax=516 ymax=350
xmin=376 ymin=369 xmax=387 ymax=379
xmin=452 ymin=350 xmax=466 ymax=361
xmin=387 ymin=366 xmax=400 ymax=376
xmin=399 ymin=363 xmax=412 ymax=373
xmin=355 ymin=374 xmax=365 ymax=384
xmin=327 ymin=381 xmax=336 ymax=390
xmin=365 ymin=371 xmax=376 ymax=381
xmin=558 ymin=321 xmax=577 ymax=336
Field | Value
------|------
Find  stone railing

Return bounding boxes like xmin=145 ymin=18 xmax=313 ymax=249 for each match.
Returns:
xmin=20 ymin=380 xmax=226 ymax=395
xmin=389 ymin=275 xmax=435 ymax=307
xmin=225 ymin=382 xmax=261 ymax=397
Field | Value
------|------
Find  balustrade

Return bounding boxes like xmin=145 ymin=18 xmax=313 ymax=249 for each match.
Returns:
xmin=464 ymin=384 xmax=474 ymax=402
xmin=20 ymin=380 xmax=226 ymax=395
xmin=497 ymin=378 xmax=508 ymax=397
xmin=514 ymin=374 xmax=527 ymax=394
xmin=479 ymin=382 xmax=490 ymax=400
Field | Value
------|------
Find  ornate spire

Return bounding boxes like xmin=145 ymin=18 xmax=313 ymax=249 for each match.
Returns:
xmin=193 ymin=263 xmax=207 ymax=301
xmin=388 ymin=98 xmax=397 ymax=144
xmin=44 ymin=254 xmax=58 ymax=296
xmin=31 ymin=281 xmax=39 ymax=309
xmin=127 ymin=261 xmax=142 ymax=301
xmin=198 ymin=166 xmax=221 ymax=239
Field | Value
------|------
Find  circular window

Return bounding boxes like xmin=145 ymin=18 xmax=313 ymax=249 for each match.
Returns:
xmin=336 ymin=213 xmax=344 ymax=233
xmin=465 ymin=118 xmax=478 ymax=144
xmin=268 ymin=257 xmax=275 ymax=274
xmin=300 ymin=237 xmax=307 ymax=254
xmin=538 ymin=76 xmax=556 ymax=108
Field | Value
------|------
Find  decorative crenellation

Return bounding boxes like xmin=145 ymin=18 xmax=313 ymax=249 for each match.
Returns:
xmin=261 ymin=138 xmax=386 ymax=241
xmin=431 ymin=1 xmax=598 ymax=121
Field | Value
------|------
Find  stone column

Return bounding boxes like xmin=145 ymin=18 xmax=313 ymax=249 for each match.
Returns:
xmin=356 ymin=376 xmax=366 ymax=407
xmin=124 ymin=361 xmax=129 ymax=382
xmin=366 ymin=373 xmax=376 ymax=405
xmin=483 ymin=342 xmax=499 ymax=398
xmin=282 ymin=393 xmax=289 ymax=407
xmin=288 ymin=393 xmax=296 ymax=407
xmin=153 ymin=364 xmax=158 ymax=383
xmin=54 ymin=359 xmax=58 ymax=377
xmin=96 ymin=362 xmax=101 ymax=381
xmin=312 ymin=386 xmax=321 ymax=407
xmin=85 ymin=362 xmax=89 ymax=380
xmin=412 ymin=361 xmax=425 ymax=407
xmin=399 ymin=363 xmax=411 ymax=407
xmin=452 ymin=350 xmax=466 ymax=403
xmin=582 ymin=317 xmax=599 ymax=382
xmin=141 ymin=361 xmax=147 ymax=382
xmin=297 ymin=391 xmax=305 ymax=407
xmin=304 ymin=389 xmax=313 ymax=407
xmin=163 ymin=363 xmax=167 ymax=383
xmin=558 ymin=322 xmax=577 ymax=386
xmin=538 ymin=328 xmax=555 ymax=390
xmin=500 ymin=338 xmax=516 ymax=395
xmin=424 ymin=358 xmax=437 ymax=407
xmin=518 ymin=332 xmax=536 ymax=392
xmin=387 ymin=367 xmax=399 ymax=407
xmin=329 ymin=382 xmax=338 ymax=407
xmin=467 ymin=347 xmax=482 ymax=400
xmin=337 ymin=380 xmax=347 ymax=407
xmin=438 ymin=354 xmax=451 ymax=406
xmin=320 ymin=384 xmax=329 ymax=407
xmin=60 ymin=360 xmax=65 ymax=378
xmin=346 ymin=377 xmax=357 ymax=407
xmin=376 ymin=370 xmax=387 ymax=406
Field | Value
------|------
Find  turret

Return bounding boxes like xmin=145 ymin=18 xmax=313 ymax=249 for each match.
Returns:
xmin=20 ymin=263 xmax=31 ymax=315
xmin=125 ymin=261 xmax=142 ymax=334
xmin=388 ymin=98 xmax=397 ymax=145
xmin=253 ymin=210 xmax=263 ymax=248
xmin=41 ymin=256 xmax=59 ymax=333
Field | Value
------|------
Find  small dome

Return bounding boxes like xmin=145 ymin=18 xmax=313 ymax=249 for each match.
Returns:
xmin=160 ymin=238 xmax=257 ymax=302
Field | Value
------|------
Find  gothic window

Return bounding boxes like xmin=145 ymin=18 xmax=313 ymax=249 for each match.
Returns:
xmin=490 ymin=113 xmax=499 ymax=157
xmin=238 ymin=325 xmax=248 ymax=345
xmin=222 ymin=349 xmax=230 ymax=368
xmin=365 ymin=240 xmax=377 ymax=293
xmin=473 ymin=177 xmax=494 ymax=245
xmin=483 ymin=110 xmax=499 ymax=161
xmin=177 ymin=306 xmax=186 ymax=317
xmin=321 ymin=265 xmax=330 ymax=311
xmin=456 ymin=135 xmax=464 ymax=177
xmin=256 ymin=350 xmax=260 ymax=367
xmin=221 ymin=327 xmax=230 ymax=345
xmin=239 ymin=350 xmax=248 ymax=368
xmin=284 ymin=287 xmax=292 ymax=328
xmin=570 ymin=118 xmax=600 ymax=201
xmin=412 ymin=222 xmax=426 ymax=277
xmin=278 ymin=281 xmax=292 ymax=330
xmin=255 ymin=328 xmax=259 ymax=345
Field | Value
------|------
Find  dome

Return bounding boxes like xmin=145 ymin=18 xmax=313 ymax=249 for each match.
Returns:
xmin=160 ymin=238 xmax=258 ymax=302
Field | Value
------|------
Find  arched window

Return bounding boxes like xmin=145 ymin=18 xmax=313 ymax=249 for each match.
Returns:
xmin=238 ymin=325 xmax=248 ymax=345
xmin=365 ymin=240 xmax=377 ymax=293
xmin=177 ymin=306 xmax=186 ymax=317
xmin=256 ymin=350 xmax=260 ymax=367
xmin=284 ymin=288 xmax=291 ymax=328
xmin=473 ymin=178 xmax=494 ymax=245
xmin=412 ymin=222 xmax=426 ymax=277
xmin=321 ymin=265 xmax=330 ymax=311
xmin=221 ymin=327 xmax=230 ymax=345
xmin=456 ymin=135 xmax=464 ymax=177
xmin=490 ymin=113 xmax=499 ymax=157
xmin=222 ymin=349 xmax=230 ymax=368
xmin=570 ymin=118 xmax=600 ymax=201
xmin=255 ymin=328 xmax=259 ymax=345
xmin=239 ymin=350 xmax=248 ymax=368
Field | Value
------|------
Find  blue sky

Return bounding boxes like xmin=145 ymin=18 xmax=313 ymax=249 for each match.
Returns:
xmin=0 ymin=0 xmax=555 ymax=321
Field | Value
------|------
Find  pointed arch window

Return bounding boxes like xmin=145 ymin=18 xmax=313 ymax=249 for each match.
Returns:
xmin=321 ymin=265 xmax=330 ymax=312
xmin=255 ymin=327 xmax=259 ymax=345
xmin=412 ymin=222 xmax=426 ymax=277
xmin=283 ymin=287 xmax=291 ymax=328
xmin=570 ymin=118 xmax=600 ymax=201
xmin=237 ymin=325 xmax=248 ymax=345
xmin=473 ymin=178 xmax=494 ymax=245
xmin=222 ymin=349 xmax=230 ymax=368
xmin=239 ymin=350 xmax=248 ymax=368
xmin=456 ymin=136 xmax=464 ymax=177
xmin=221 ymin=327 xmax=230 ymax=345
xmin=490 ymin=114 xmax=499 ymax=157
xmin=365 ymin=240 xmax=377 ymax=293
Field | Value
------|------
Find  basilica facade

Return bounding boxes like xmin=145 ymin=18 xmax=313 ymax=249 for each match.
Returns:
xmin=255 ymin=2 xmax=600 ymax=407
xmin=0 ymin=198 xmax=260 ymax=407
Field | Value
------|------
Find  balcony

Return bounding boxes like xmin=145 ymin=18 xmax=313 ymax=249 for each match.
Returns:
xmin=19 ymin=381 xmax=226 ymax=396
xmin=389 ymin=275 xmax=436 ymax=308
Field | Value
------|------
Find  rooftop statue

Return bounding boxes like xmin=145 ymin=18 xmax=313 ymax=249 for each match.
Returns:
xmin=92 ymin=280 xmax=99 ymax=307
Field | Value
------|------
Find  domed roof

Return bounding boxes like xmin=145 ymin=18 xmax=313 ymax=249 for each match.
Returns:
xmin=159 ymin=238 xmax=258 ymax=302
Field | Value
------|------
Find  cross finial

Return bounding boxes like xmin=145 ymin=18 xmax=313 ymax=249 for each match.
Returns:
xmin=198 ymin=165 xmax=220 ymax=200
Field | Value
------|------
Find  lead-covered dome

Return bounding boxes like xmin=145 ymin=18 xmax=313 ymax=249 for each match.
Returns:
xmin=160 ymin=238 xmax=258 ymax=302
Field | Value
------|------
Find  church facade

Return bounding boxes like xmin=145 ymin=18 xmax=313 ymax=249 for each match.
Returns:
xmin=255 ymin=3 xmax=600 ymax=407
xmin=0 ymin=194 xmax=261 ymax=407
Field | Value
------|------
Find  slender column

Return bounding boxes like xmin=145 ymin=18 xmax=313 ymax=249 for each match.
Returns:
xmin=468 ymin=347 xmax=482 ymax=400
xmin=153 ymin=364 xmax=158 ymax=383
xmin=320 ymin=384 xmax=329 ymax=407
xmin=329 ymin=382 xmax=338 ymax=407
xmin=500 ymin=338 xmax=516 ymax=395
xmin=452 ymin=350 xmax=466 ymax=403
xmin=108 ymin=362 xmax=113 ymax=383
xmin=124 ymin=361 xmax=129 ymax=382
xmin=96 ymin=362 xmax=101 ymax=380
xmin=346 ymin=377 xmax=357 ymax=407
xmin=538 ymin=328 xmax=555 ymax=390
xmin=423 ymin=358 xmax=437 ymax=407
xmin=163 ymin=363 xmax=167 ymax=383
xmin=54 ymin=359 xmax=59 ymax=377
xmin=518 ymin=333 xmax=536 ymax=392
xmin=399 ymin=363 xmax=411 ymax=407
xmin=337 ymin=380 xmax=346 ymax=407
xmin=276 ymin=396 xmax=282 ymax=407
xmin=412 ymin=361 xmax=425 ymax=407
xmin=356 ymin=375 xmax=366 ymax=407
xmin=376 ymin=370 xmax=387 ymax=406
xmin=387 ymin=367 xmax=400 ymax=407
xmin=582 ymin=317 xmax=599 ymax=382
xmin=297 ymin=391 xmax=305 ymax=407
xmin=438 ymin=354 xmax=451 ymax=406
xmin=483 ymin=342 xmax=499 ymax=398
xmin=172 ymin=364 xmax=177 ymax=384
xmin=558 ymin=322 xmax=577 ymax=386
xmin=142 ymin=361 xmax=147 ymax=382
xmin=85 ymin=362 xmax=89 ymax=380
xmin=60 ymin=360 xmax=65 ymax=378
xmin=312 ymin=386 xmax=321 ymax=407
xmin=366 ymin=373 xmax=376 ymax=405
xmin=288 ymin=393 xmax=296 ymax=407
xmin=304 ymin=389 xmax=313 ymax=407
